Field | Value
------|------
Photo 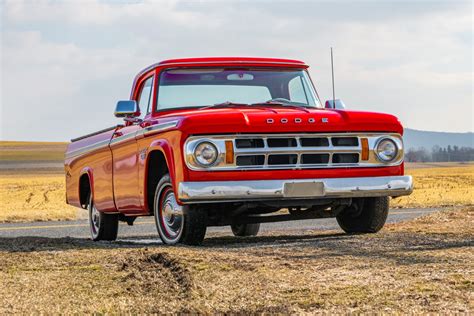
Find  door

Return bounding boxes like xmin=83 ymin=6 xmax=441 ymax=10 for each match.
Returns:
xmin=111 ymin=75 xmax=154 ymax=212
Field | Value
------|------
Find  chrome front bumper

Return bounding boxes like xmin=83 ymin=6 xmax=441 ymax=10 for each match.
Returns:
xmin=178 ymin=176 xmax=413 ymax=203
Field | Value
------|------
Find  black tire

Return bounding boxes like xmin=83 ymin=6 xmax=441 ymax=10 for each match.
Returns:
xmin=154 ymin=174 xmax=207 ymax=245
xmin=336 ymin=197 xmax=389 ymax=233
xmin=88 ymin=194 xmax=119 ymax=241
xmin=231 ymin=223 xmax=260 ymax=237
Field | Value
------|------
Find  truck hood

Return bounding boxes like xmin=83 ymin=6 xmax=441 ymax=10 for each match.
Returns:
xmin=156 ymin=106 xmax=403 ymax=135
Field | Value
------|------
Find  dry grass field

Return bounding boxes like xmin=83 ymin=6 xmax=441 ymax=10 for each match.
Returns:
xmin=392 ymin=164 xmax=474 ymax=208
xmin=0 ymin=141 xmax=77 ymax=222
xmin=0 ymin=206 xmax=472 ymax=313
xmin=1 ymin=141 xmax=473 ymax=222
xmin=0 ymin=175 xmax=78 ymax=222
xmin=0 ymin=141 xmax=67 ymax=162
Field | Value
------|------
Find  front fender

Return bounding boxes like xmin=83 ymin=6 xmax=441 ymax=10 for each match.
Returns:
xmin=145 ymin=135 xmax=188 ymax=206
xmin=148 ymin=139 xmax=177 ymax=185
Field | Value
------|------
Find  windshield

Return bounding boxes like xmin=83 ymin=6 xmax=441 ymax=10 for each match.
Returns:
xmin=156 ymin=68 xmax=321 ymax=111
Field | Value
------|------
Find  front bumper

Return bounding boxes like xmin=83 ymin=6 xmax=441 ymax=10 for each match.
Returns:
xmin=178 ymin=175 xmax=413 ymax=203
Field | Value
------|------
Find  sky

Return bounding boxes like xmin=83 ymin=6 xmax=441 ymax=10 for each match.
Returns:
xmin=1 ymin=0 xmax=472 ymax=141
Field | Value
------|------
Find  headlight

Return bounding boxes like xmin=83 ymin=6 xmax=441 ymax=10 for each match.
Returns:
xmin=194 ymin=141 xmax=218 ymax=166
xmin=375 ymin=138 xmax=398 ymax=162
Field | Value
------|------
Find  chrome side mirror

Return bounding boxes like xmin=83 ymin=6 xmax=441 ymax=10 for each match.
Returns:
xmin=325 ymin=99 xmax=346 ymax=110
xmin=114 ymin=100 xmax=138 ymax=118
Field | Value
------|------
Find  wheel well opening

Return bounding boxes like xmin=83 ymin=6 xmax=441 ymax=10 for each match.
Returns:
xmin=147 ymin=150 xmax=169 ymax=214
xmin=79 ymin=174 xmax=91 ymax=209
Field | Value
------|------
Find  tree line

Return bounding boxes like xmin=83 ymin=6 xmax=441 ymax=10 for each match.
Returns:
xmin=404 ymin=146 xmax=474 ymax=162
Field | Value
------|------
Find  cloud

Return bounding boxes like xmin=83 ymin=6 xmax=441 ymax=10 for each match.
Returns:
xmin=1 ymin=0 xmax=472 ymax=141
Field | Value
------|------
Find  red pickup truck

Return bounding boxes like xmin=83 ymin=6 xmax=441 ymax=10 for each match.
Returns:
xmin=65 ymin=57 xmax=413 ymax=245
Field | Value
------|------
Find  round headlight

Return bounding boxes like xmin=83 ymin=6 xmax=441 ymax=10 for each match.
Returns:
xmin=194 ymin=142 xmax=218 ymax=166
xmin=376 ymin=138 xmax=398 ymax=162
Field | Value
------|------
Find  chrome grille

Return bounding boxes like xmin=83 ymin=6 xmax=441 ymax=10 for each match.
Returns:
xmin=233 ymin=135 xmax=361 ymax=167
xmin=184 ymin=133 xmax=404 ymax=171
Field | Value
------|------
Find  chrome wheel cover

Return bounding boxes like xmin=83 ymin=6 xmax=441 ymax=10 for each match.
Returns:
xmin=156 ymin=187 xmax=184 ymax=244
xmin=89 ymin=201 xmax=100 ymax=239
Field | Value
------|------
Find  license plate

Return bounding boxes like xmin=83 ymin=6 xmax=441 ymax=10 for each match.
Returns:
xmin=283 ymin=181 xmax=324 ymax=198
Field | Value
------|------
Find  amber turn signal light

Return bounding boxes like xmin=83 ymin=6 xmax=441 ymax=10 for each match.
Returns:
xmin=225 ymin=140 xmax=234 ymax=164
xmin=361 ymin=138 xmax=369 ymax=160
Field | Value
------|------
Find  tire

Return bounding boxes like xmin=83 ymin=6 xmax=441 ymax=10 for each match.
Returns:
xmin=154 ymin=174 xmax=207 ymax=245
xmin=231 ymin=223 xmax=260 ymax=237
xmin=88 ymin=194 xmax=119 ymax=241
xmin=336 ymin=197 xmax=389 ymax=233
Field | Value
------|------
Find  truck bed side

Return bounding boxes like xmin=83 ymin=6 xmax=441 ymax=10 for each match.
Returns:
xmin=65 ymin=127 xmax=118 ymax=212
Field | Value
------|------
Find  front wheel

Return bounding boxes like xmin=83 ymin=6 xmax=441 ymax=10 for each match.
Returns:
xmin=88 ymin=194 xmax=118 ymax=241
xmin=154 ymin=174 xmax=207 ymax=245
xmin=336 ymin=197 xmax=389 ymax=233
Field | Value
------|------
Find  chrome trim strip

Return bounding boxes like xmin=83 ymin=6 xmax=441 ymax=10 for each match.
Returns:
xmin=178 ymin=176 xmax=413 ymax=203
xmin=66 ymin=121 xmax=179 ymax=160
xmin=65 ymin=139 xmax=111 ymax=160
xmin=142 ymin=120 xmax=179 ymax=137
xmin=110 ymin=131 xmax=137 ymax=146
xmin=70 ymin=125 xmax=118 ymax=143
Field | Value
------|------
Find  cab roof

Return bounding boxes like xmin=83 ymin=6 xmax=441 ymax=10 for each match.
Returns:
xmin=136 ymin=56 xmax=307 ymax=79
xmin=157 ymin=56 xmax=307 ymax=67
xmin=131 ymin=57 xmax=308 ymax=97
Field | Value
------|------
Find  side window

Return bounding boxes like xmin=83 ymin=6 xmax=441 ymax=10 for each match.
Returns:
xmin=288 ymin=76 xmax=308 ymax=104
xmin=137 ymin=76 xmax=154 ymax=118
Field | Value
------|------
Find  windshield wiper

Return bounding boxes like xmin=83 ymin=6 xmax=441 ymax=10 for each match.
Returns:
xmin=201 ymin=101 xmax=249 ymax=110
xmin=249 ymin=101 xmax=312 ymax=113
xmin=201 ymin=100 xmax=314 ymax=113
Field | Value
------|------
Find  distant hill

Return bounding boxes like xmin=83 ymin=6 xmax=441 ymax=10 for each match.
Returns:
xmin=404 ymin=128 xmax=474 ymax=150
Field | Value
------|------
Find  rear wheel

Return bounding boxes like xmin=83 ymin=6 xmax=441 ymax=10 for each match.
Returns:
xmin=231 ymin=223 xmax=260 ymax=237
xmin=336 ymin=197 xmax=389 ymax=233
xmin=154 ymin=174 xmax=207 ymax=245
xmin=88 ymin=194 xmax=119 ymax=241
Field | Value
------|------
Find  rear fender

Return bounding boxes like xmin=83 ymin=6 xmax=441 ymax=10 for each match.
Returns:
xmin=79 ymin=167 xmax=94 ymax=207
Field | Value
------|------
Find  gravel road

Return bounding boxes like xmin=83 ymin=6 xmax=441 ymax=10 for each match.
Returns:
xmin=0 ymin=208 xmax=441 ymax=242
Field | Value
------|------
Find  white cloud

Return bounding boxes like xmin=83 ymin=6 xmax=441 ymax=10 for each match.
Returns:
xmin=1 ymin=0 xmax=472 ymax=141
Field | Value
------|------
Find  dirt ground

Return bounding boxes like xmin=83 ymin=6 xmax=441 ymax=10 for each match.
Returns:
xmin=0 ymin=207 xmax=472 ymax=314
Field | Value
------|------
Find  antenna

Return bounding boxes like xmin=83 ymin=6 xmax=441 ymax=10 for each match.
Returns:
xmin=331 ymin=47 xmax=336 ymax=108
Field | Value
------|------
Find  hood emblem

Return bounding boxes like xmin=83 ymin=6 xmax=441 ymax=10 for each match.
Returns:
xmin=265 ymin=117 xmax=327 ymax=124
